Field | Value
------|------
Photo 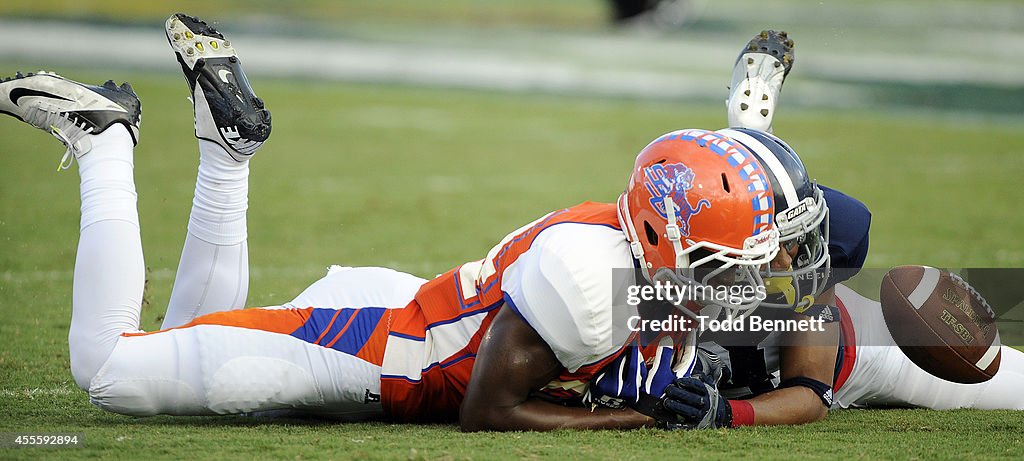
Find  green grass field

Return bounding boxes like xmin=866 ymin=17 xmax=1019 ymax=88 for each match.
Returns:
xmin=1 ymin=66 xmax=1022 ymax=459
xmin=4 ymin=4 xmax=1024 ymax=460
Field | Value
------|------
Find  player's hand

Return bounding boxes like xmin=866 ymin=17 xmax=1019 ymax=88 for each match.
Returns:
xmin=583 ymin=341 xmax=678 ymax=410
xmin=656 ymin=350 xmax=734 ymax=430
xmin=583 ymin=343 xmax=646 ymax=409
xmin=693 ymin=347 xmax=732 ymax=385
xmin=660 ymin=373 xmax=733 ymax=429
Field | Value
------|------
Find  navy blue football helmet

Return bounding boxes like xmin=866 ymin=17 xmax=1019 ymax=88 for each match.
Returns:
xmin=716 ymin=127 xmax=830 ymax=311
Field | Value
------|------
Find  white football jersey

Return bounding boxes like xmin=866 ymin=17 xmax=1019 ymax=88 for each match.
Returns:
xmin=502 ymin=222 xmax=637 ymax=372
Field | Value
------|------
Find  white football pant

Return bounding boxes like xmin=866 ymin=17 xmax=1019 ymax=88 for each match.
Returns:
xmin=68 ymin=124 xmax=425 ymax=417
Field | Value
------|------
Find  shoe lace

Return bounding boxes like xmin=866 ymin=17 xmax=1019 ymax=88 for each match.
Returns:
xmin=22 ymin=103 xmax=94 ymax=171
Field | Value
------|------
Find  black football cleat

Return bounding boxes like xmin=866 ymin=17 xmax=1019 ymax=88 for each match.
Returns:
xmin=166 ymin=13 xmax=271 ymax=161
xmin=726 ymin=30 xmax=795 ymax=132
xmin=0 ymin=71 xmax=141 ymax=168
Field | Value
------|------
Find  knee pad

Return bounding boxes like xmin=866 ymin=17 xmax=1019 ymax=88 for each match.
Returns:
xmin=88 ymin=334 xmax=206 ymax=416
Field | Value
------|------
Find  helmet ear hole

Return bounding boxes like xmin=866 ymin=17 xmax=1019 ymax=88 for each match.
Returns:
xmin=643 ymin=221 xmax=659 ymax=246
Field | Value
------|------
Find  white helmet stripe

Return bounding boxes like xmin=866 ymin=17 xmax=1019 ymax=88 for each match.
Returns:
xmin=720 ymin=128 xmax=799 ymax=208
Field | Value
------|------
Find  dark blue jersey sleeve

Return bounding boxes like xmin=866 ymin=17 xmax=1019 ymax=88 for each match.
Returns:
xmin=820 ymin=185 xmax=871 ymax=288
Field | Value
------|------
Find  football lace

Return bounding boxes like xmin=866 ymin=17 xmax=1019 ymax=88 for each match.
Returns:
xmin=948 ymin=272 xmax=995 ymax=316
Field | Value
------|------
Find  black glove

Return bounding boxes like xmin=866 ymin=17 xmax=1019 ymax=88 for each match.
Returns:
xmin=657 ymin=349 xmax=733 ymax=429
xmin=660 ymin=374 xmax=733 ymax=429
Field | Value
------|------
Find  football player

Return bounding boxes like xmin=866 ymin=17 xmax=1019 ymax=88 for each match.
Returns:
xmin=579 ymin=30 xmax=868 ymax=428
xmin=659 ymin=130 xmax=1024 ymax=426
xmin=1 ymin=14 xmax=798 ymax=430
xmin=587 ymin=123 xmax=867 ymax=428
xmin=614 ymin=30 xmax=1024 ymax=429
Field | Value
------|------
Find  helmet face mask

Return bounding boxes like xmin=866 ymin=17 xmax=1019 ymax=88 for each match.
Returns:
xmin=651 ymin=259 xmax=769 ymax=320
xmin=658 ymin=229 xmax=779 ymax=319
xmin=763 ymin=188 xmax=831 ymax=310
xmin=617 ymin=129 xmax=780 ymax=319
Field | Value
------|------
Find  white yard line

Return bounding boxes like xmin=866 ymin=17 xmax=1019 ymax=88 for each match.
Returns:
xmin=0 ymin=18 xmax=1019 ymax=110
xmin=0 ymin=385 xmax=78 ymax=399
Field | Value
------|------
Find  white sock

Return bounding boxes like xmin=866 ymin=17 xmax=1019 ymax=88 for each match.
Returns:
xmin=163 ymin=139 xmax=250 ymax=329
xmin=77 ymin=124 xmax=139 ymax=229
xmin=69 ymin=124 xmax=145 ymax=390
xmin=188 ymin=139 xmax=249 ymax=245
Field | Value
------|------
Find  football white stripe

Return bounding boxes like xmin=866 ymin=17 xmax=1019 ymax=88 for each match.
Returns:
xmin=380 ymin=311 xmax=488 ymax=381
xmin=908 ymin=266 xmax=941 ymax=310
xmin=381 ymin=335 xmax=425 ymax=380
xmin=975 ymin=332 xmax=1001 ymax=370
xmin=720 ymin=128 xmax=799 ymax=208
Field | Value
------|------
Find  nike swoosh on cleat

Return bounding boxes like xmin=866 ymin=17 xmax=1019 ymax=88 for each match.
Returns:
xmin=218 ymin=69 xmax=233 ymax=84
xmin=10 ymin=88 xmax=73 ymax=106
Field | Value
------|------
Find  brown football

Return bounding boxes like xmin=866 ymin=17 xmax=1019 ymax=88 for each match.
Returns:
xmin=879 ymin=266 xmax=1001 ymax=384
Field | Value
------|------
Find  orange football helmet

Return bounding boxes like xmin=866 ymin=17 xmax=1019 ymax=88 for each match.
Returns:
xmin=616 ymin=129 xmax=780 ymax=317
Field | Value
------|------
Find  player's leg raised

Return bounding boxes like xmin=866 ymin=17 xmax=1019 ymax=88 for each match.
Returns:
xmin=162 ymin=13 xmax=273 ymax=329
xmin=0 ymin=71 xmax=144 ymax=390
xmin=726 ymin=30 xmax=794 ymax=132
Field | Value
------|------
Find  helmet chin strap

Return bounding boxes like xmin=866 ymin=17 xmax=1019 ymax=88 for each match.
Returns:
xmin=617 ymin=193 xmax=653 ymax=281
xmin=661 ymin=196 xmax=689 ymax=270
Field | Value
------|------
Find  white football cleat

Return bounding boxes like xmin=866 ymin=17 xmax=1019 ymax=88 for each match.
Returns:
xmin=166 ymin=13 xmax=271 ymax=162
xmin=726 ymin=30 xmax=794 ymax=132
xmin=0 ymin=71 xmax=141 ymax=169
